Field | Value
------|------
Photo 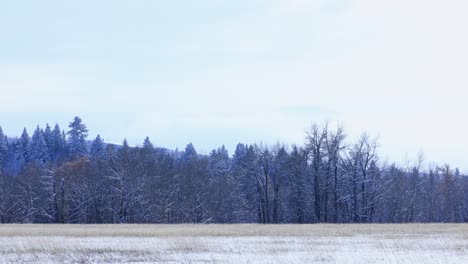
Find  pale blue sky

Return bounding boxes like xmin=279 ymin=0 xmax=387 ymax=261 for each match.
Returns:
xmin=1 ymin=0 xmax=467 ymax=171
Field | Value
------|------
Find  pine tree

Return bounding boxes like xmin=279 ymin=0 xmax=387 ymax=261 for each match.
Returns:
xmin=207 ymin=145 xmax=231 ymax=222
xmin=90 ymin=134 xmax=106 ymax=159
xmin=61 ymin=130 xmax=68 ymax=154
xmin=118 ymin=139 xmax=131 ymax=166
xmin=0 ymin=126 xmax=8 ymax=169
xmin=17 ymin=128 xmax=30 ymax=167
xmin=229 ymin=143 xmax=260 ymax=222
xmin=182 ymin=143 xmax=197 ymax=163
xmin=43 ymin=124 xmax=53 ymax=150
xmin=30 ymin=126 xmax=49 ymax=164
xmin=177 ymin=143 xmax=209 ymax=223
xmin=50 ymin=124 xmax=64 ymax=159
xmin=67 ymin=116 xmax=89 ymax=158
xmin=141 ymin=137 xmax=155 ymax=165
xmin=143 ymin=137 xmax=154 ymax=150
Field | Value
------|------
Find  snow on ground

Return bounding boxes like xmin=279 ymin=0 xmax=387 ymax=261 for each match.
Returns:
xmin=0 ymin=224 xmax=466 ymax=264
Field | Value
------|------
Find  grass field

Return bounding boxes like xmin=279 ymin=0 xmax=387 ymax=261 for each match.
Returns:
xmin=0 ymin=224 xmax=466 ymax=263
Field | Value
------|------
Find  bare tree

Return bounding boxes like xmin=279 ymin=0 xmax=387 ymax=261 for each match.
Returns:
xmin=306 ymin=123 xmax=328 ymax=222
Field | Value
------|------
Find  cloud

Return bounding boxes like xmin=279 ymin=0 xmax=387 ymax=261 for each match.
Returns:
xmin=0 ymin=0 xmax=467 ymax=170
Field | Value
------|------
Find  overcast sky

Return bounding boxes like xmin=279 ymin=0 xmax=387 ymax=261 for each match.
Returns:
xmin=1 ymin=0 xmax=467 ymax=171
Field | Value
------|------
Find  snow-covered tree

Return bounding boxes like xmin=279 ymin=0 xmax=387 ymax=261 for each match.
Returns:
xmin=43 ymin=124 xmax=68 ymax=162
xmin=0 ymin=118 xmax=467 ymax=224
xmin=271 ymin=146 xmax=290 ymax=223
xmin=175 ymin=143 xmax=210 ymax=223
xmin=43 ymin=124 xmax=53 ymax=149
xmin=206 ymin=145 xmax=231 ymax=223
xmin=16 ymin=128 xmax=31 ymax=168
xmin=90 ymin=134 xmax=106 ymax=160
xmin=0 ymin=126 xmax=8 ymax=169
xmin=67 ymin=116 xmax=88 ymax=158
xmin=87 ymin=134 xmax=110 ymax=223
xmin=36 ymin=168 xmax=57 ymax=223
xmin=0 ymin=126 xmax=11 ymax=223
xmin=324 ymin=126 xmax=345 ymax=223
xmin=142 ymin=137 xmax=154 ymax=150
xmin=30 ymin=126 xmax=49 ymax=164
xmin=306 ymin=124 xmax=328 ymax=222
xmin=341 ymin=133 xmax=379 ymax=223
xmin=287 ymin=145 xmax=310 ymax=223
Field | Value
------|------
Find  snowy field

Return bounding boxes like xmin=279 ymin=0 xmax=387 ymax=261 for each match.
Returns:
xmin=0 ymin=224 xmax=466 ymax=264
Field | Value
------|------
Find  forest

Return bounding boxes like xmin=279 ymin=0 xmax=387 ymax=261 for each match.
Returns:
xmin=0 ymin=117 xmax=466 ymax=224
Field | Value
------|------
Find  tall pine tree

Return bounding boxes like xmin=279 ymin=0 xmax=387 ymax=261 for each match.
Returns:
xmin=17 ymin=128 xmax=30 ymax=167
xmin=30 ymin=126 xmax=49 ymax=164
xmin=90 ymin=134 xmax=106 ymax=160
xmin=0 ymin=126 xmax=8 ymax=169
xmin=67 ymin=117 xmax=88 ymax=159
xmin=43 ymin=124 xmax=53 ymax=150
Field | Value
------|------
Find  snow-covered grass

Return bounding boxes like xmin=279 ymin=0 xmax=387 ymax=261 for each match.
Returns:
xmin=0 ymin=224 xmax=466 ymax=263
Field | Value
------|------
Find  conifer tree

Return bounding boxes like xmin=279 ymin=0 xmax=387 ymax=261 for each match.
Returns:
xmin=30 ymin=126 xmax=49 ymax=164
xmin=0 ymin=126 xmax=8 ymax=169
xmin=143 ymin=137 xmax=154 ymax=150
xmin=90 ymin=134 xmax=106 ymax=159
xmin=17 ymin=128 xmax=30 ymax=166
xmin=43 ymin=124 xmax=53 ymax=150
xmin=67 ymin=116 xmax=89 ymax=158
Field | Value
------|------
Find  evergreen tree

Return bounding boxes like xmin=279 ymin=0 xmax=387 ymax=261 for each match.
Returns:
xmin=140 ymin=137 xmax=156 ymax=166
xmin=230 ymin=143 xmax=260 ymax=222
xmin=143 ymin=137 xmax=154 ymax=150
xmin=30 ymin=126 xmax=49 ymax=164
xmin=177 ymin=143 xmax=209 ymax=223
xmin=90 ymin=134 xmax=106 ymax=160
xmin=43 ymin=124 xmax=53 ymax=150
xmin=0 ymin=126 xmax=8 ymax=169
xmin=0 ymin=118 xmax=467 ymax=224
xmin=42 ymin=124 xmax=67 ymax=162
xmin=50 ymin=124 xmax=66 ymax=160
xmin=67 ymin=116 xmax=89 ymax=158
xmin=182 ymin=143 xmax=197 ymax=162
xmin=61 ymin=130 xmax=68 ymax=153
xmin=17 ymin=128 xmax=30 ymax=166
xmin=118 ymin=139 xmax=131 ymax=166
xmin=206 ymin=145 xmax=231 ymax=222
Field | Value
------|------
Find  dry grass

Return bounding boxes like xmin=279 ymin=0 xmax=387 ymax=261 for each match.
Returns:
xmin=0 ymin=224 xmax=466 ymax=263
xmin=0 ymin=223 xmax=466 ymax=237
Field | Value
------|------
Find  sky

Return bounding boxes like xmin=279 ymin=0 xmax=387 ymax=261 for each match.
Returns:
xmin=1 ymin=0 xmax=467 ymax=171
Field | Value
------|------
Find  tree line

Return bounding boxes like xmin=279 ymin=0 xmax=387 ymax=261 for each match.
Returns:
xmin=0 ymin=117 xmax=466 ymax=223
